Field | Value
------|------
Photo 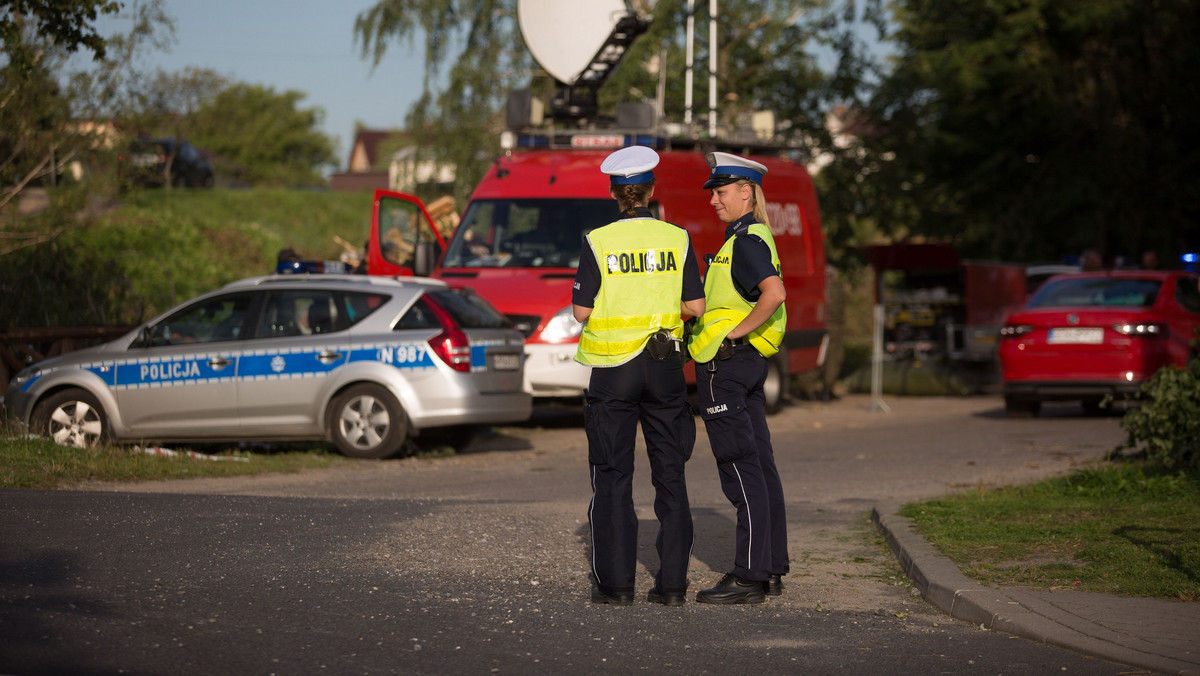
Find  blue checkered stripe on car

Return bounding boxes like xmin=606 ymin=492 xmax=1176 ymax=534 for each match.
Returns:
xmin=239 ymin=346 xmax=350 ymax=381
xmin=28 ymin=338 xmax=512 ymax=393
xmin=46 ymin=342 xmax=439 ymax=392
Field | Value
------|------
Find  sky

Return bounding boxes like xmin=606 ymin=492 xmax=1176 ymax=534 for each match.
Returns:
xmin=94 ymin=0 xmax=430 ymax=167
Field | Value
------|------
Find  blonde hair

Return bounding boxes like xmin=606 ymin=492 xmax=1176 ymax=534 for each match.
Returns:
xmin=735 ymin=180 xmax=771 ymax=228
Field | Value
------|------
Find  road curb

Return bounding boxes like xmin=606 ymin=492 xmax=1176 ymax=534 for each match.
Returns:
xmin=872 ymin=503 xmax=1200 ymax=676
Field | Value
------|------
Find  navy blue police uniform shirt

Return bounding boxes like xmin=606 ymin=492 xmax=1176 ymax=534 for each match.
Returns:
xmin=722 ymin=212 xmax=778 ymax=303
xmin=572 ymin=206 xmax=704 ymax=308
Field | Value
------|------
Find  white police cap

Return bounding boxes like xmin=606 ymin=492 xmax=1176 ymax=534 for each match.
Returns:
xmin=601 ymin=145 xmax=659 ymax=185
xmin=702 ymin=151 xmax=767 ymax=189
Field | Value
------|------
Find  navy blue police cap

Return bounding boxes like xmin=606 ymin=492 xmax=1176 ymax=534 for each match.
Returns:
xmin=702 ymin=151 xmax=768 ymax=189
xmin=601 ymin=145 xmax=659 ymax=185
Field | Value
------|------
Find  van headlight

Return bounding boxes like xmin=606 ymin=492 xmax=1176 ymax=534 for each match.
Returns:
xmin=539 ymin=306 xmax=583 ymax=342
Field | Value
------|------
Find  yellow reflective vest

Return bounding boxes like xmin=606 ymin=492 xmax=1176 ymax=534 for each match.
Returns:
xmin=688 ymin=223 xmax=786 ymax=362
xmin=575 ymin=219 xmax=689 ymax=367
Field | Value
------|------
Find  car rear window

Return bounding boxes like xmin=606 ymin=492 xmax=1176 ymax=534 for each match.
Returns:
xmin=394 ymin=297 xmax=441 ymax=330
xmin=427 ymin=288 xmax=512 ymax=329
xmin=343 ymin=292 xmax=389 ymax=325
xmin=1027 ymin=277 xmax=1162 ymax=309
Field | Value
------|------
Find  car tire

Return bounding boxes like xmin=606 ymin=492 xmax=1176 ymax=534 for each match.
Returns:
xmin=763 ymin=348 xmax=788 ymax=415
xmin=328 ymin=384 xmax=408 ymax=459
xmin=32 ymin=388 xmax=109 ymax=448
xmin=1004 ymin=394 xmax=1041 ymax=418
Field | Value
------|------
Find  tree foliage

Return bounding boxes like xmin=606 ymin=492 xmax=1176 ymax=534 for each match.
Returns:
xmin=863 ymin=0 xmax=1200 ymax=264
xmin=188 ymin=83 xmax=338 ymax=187
xmin=355 ymin=0 xmax=529 ymax=202
xmin=0 ymin=0 xmax=121 ymax=76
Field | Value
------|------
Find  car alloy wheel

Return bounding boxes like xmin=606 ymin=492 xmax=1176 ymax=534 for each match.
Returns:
xmin=328 ymin=384 xmax=408 ymax=459
xmin=33 ymin=388 xmax=108 ymax=448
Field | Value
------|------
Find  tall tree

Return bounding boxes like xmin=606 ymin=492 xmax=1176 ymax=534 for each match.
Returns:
xmin=865 ymin=0 xmax=1200 ymax=264
xmin=188 ymin=83 xmax=338 ymax=187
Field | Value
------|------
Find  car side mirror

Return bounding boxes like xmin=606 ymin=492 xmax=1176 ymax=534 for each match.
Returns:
xmin=136 ymin=325 xmax=154 ymax=348
xmin=413 ymin=241 xmax=436 ymax=277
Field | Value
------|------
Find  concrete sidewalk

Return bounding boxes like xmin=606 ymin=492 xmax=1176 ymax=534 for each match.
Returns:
xmin=873 ymin=504 xmax=1200 ymax=676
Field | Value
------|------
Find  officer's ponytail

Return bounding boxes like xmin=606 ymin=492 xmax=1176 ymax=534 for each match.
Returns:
xmin=749 ymin=182 xmax=771 ymax=229
xmin=610 ymin=181 xmax=656 ymax=217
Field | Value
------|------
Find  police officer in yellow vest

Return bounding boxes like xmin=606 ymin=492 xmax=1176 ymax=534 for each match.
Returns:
xmin=688 ymin=152 xmax=789 ymax=604
xmin=573 ymin=145 xmax=706 ymax=606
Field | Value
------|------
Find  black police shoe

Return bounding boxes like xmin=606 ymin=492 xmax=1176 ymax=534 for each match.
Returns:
xmin=647 ymin=586 xmax=686 ymax=606
xmin=763 ymin=574 xmax=784 ymax=597
xmin=695 ymin=573 xmax=765 ymax=604
xmin=591 ymin=585 xmax=635 ymax=605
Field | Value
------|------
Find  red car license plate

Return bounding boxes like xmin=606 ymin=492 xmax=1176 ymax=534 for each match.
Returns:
xmin=1047 ymin=327 xmax=1103 ymax=344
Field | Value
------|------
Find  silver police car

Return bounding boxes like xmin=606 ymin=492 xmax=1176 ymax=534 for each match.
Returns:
xmin=3 ymin=275 xmax=531 ymax=458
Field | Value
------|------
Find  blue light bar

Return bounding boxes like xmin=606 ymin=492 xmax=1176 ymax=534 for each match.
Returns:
xmin=277 ymin=260 xmax=349 ymax=275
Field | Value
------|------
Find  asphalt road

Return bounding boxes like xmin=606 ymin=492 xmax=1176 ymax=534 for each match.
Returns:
xmin=0 ymin=394 xmax=1141 ymax=675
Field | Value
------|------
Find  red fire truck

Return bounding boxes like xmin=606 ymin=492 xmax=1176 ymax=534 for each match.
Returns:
xmin=365 ymin=136 xmax=827 ymax=412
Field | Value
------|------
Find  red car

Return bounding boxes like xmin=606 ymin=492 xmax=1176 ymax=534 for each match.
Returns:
xmin=999 ymin=270 xmax=1200 ymax=416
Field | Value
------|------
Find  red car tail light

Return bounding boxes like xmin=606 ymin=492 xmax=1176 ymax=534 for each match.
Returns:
xmin=1111 ymin=322 xmax=1166 ymax=337
xmin=428 ymin=328 xmax=472 ymax=371
xmin=999 ymin=324 xmax=1034 ymax=338
xmin=420 ymin=293 xmax=474 ymax=372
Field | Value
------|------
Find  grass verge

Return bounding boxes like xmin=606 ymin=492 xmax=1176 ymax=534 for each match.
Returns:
xmin=0 ymin=434 xmax=348 ymax=489
xmin=899 ymin=463 xmax=1200 ymax=601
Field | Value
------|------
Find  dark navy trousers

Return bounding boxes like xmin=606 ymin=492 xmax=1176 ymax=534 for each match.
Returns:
xmin=695 ymin=346 xmax=789 ymax=582
xmin=586 ymin=350 xmax=696 ymax=595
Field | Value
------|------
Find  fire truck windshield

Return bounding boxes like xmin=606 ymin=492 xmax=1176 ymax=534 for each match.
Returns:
xmin=442 ymin=198 xmax=618 ymax=269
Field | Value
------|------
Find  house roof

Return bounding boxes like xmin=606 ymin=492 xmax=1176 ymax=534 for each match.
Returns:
xmin=348 ymin=128 xmax=408 ymax=172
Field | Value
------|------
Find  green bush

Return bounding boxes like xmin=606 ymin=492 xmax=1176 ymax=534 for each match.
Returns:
xmin=1117 ymin=346 xmax=1200 ymax=471
xmin=0 ymin=188 xmax=376 ymax=328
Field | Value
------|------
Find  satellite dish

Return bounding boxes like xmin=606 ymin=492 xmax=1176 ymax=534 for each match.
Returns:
xmin=517 ymin=0 xmax=628 ymax=85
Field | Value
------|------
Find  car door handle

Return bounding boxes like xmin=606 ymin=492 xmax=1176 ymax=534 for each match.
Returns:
xmin=317 ymin=350 xmax=343 ymax=364
xmin=208 ymin=356 xmax=232 ymax=370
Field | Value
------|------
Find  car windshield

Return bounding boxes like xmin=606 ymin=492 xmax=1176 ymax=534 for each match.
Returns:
xmin=441 ymin=198 xmax=617 ymax=268
xmin=1027 ymin=277 xmax=1162 ymax=309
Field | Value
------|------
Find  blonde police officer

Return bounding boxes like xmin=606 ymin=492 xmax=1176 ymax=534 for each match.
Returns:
xmin=688 ymin=151 xmax=789 ymax=604
xmin=572 ymin=145 xmax=706 ymax=606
